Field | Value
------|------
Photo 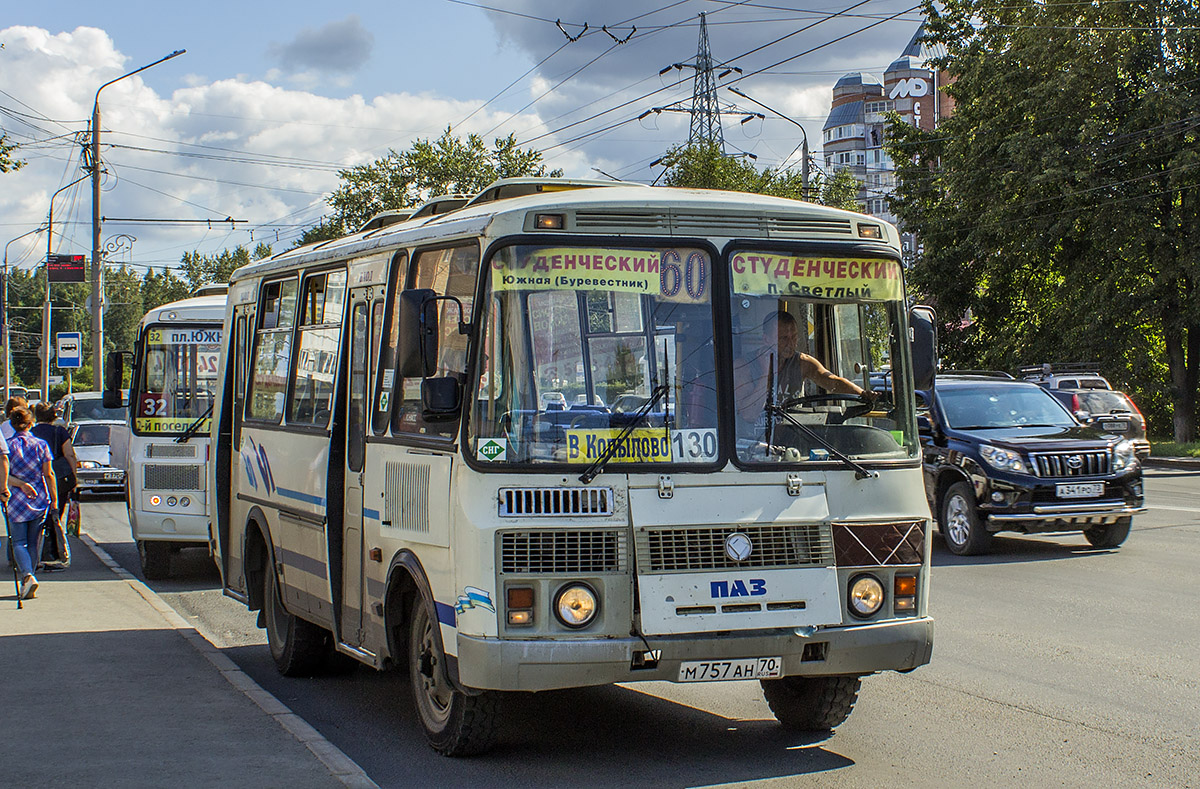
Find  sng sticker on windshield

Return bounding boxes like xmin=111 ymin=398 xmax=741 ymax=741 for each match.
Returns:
xmin=477 ymin=438 xmax=508 ymax=462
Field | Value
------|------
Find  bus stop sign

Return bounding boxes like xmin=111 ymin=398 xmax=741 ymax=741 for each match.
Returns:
xmin=56 ymin=331 xmax=82 ymax=369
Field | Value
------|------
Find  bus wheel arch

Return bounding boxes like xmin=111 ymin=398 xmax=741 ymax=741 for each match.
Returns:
xmin=243 ymin=508 xmax=272 ymax=613
xmin=382 ymin=552 xmax=470 ymax=690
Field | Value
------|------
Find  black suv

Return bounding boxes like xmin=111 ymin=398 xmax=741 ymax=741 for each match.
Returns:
xmin=918 ymin=374 xmax=1145 ymax=555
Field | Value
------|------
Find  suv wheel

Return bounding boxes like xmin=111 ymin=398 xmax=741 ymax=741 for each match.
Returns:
xmin=1083 ymin=517 xmax=1131 ymax=549
xmin=941 ymin=481 xmax=993 ymax=556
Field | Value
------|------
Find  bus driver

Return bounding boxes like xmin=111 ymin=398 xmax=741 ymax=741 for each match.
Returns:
xmin=735 ymin=309 xmax=869 ymax=426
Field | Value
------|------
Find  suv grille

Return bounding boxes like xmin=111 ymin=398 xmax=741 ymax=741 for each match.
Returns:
xmin=1028 ymin=450 xmax=1110 ymax=478
xmin=636 ymin=524 xmax=834 ymax=573
xmin=499 ymin=530 xmax=626 ymax=574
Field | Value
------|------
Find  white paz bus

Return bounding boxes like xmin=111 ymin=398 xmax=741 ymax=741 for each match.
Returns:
xmin=208 ymin=179 xmax=938 ymax=755
xmin=106 ymin=285 xmax=227 ymax=579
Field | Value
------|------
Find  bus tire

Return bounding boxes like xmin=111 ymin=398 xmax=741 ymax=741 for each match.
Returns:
xmin=409 ymin=598 xmax=498 ymax=756
xmin=138 ymin=540 xmax=172 ymax=580
xmin=760 ymin=674 xmax=862 ymax=731
xmin=263 ymin=561 xmax=330 ymax=677
xmin=1084 ymin=517 xmax=1131 ymax=548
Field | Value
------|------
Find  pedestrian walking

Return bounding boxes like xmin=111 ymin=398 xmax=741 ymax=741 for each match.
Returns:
xmin=5 ymin=406 xmax=58 ymax=600
xmin=32 ymin=402 xmax=79 ymax=520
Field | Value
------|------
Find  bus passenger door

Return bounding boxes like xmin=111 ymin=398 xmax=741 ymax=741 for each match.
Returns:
xmin=342 ymin=297 xmax=369 ymax=644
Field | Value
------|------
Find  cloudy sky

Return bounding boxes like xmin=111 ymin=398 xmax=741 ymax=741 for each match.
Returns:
xmin=1 ymin=0 xmax=926 ymax=272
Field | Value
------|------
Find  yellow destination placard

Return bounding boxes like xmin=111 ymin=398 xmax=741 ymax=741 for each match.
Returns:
xmin=492 ymin=247 xmax=709 ymax=303
xmin=565 ymin=428 xmax=673 ymax=463
xmin=731 ymin=253 xmax=903 ymax=300
xmin=135 ymin=417 xmax=211 ymax=434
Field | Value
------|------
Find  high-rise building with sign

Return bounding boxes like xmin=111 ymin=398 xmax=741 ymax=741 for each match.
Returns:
xmin=821 ymin=27 xmax=953 ymax=242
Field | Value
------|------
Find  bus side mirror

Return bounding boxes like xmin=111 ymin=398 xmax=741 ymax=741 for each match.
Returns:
xmin=909 ymin=305 xmax=938 ymax=391
xmin=103 ymin=351 xmax=126 ymax=409
xmin=397 ymin=288 xmax=439 ymax=378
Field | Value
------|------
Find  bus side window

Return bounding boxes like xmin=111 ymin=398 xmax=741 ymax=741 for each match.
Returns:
xmin=247 ymin=277 xmax=298 ymax=423
xmin=373 ymin=252 xmax=408 ymax=433
xmin=392 ymin=244 xmax=479 ymax=438
xmin=348 ymin=302 xmax=369 ymax=472
xmin=289 ymin=268 xmax=347 ymax=427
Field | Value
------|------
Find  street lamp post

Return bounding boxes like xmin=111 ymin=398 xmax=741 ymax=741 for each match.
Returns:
xmin=91 ymin=48 xmax=185 ymax=391
xmin=3 ymin=226 xmax=47 ymax=401
xmin=45 ymin=173 xmax=91 ymax=400
xmin=728 ymin=86 xmax=811 ymax=200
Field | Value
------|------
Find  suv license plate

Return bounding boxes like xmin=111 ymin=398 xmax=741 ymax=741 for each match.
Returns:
xmin=1057 ymin=482 xmax=1104 ymax=499
xmin=1101 ymin=421 xmax=1128 ymax=431
xmin=678 ymin=657 xmax=783 ymax=682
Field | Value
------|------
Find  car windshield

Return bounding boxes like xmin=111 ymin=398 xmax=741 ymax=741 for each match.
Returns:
xmin=134 ymin=324 xmax=222 ymax=435
xmin=71 ymin=397 xmax=125 ymax=421
xmin=1078 ymin=390 xmax=1133 ymax=414
xmin=728 ymin=251 xmax=916 ymax=464
xmin=939 ymin=384 xmax=1075 ymax=429
xmin=72 ymin=423 xmax=111 ymax=446
xmin=467 ymin=243 xmax=718 ymax=467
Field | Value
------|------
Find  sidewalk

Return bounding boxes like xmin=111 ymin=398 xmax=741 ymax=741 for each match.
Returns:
xmin=0 ymin=533 xmax=372 ymax=789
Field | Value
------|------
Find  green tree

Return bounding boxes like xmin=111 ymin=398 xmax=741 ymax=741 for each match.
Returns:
xmin=141 ymin=267 xmax=190 ymax=312
xmin=178 ymin=243 xmax=270 ymax=291
xmin=656 ymin=141 xmax=864 ymax=210
xmin=0 ymin=133 xmax=23 ymax=173
xmin=298 ymin=128 xmax=561 ymax=245
xmin=886 ymin=0 xmax=1200 ymax=441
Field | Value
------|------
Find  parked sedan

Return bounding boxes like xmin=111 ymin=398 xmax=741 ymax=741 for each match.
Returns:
xmin=71 ymin=421 xmax=126 ymax=494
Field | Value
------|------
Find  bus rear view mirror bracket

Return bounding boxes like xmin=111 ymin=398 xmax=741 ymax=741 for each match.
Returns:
xmin=397 ymin=289 xmax=471 ymax=378
xmin=103 ymin=350 xmax=132 ymax=409
xmin=909 ymin=305 xmax=938 ymax=391
xmin=422 ymin=377 xmax=461 ymax=421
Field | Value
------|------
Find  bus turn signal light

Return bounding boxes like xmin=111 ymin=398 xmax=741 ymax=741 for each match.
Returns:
xmin=535 ymin=213 xmax=564 ymax=230
xmin=894 ymin=575 xmax=917 ymax=612
xmin=507 ymin=586 xmax=534 ymax=626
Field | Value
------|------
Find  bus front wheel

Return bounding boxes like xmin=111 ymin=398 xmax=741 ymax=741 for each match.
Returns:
xmin=760 ymin=675 xmax=862 ymax=731
xmin=408 ymin=598 xmax=499 ymax=756
xmin=138 ymin=540 xmax=171 ymax=580
xmin=263 ymin=562 xmax=331 ymax=676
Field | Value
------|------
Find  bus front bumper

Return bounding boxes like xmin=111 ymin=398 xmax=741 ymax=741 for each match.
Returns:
xmin=455 ymin=616 xmax=933 ymax=692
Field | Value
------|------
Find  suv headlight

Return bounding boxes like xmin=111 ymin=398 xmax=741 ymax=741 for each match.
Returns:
xmin=1112 ymin=439 xmax=1137 ymax=473
xmin=980 ymin=445 xmax=1027 ymax=473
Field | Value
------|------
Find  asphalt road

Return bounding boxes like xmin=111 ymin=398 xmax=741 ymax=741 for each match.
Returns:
xmin=81 ymin=468 xmax=1200 ymax=788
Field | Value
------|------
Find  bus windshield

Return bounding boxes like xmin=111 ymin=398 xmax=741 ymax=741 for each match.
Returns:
xmin=728 ymin=251 xmax=917 ymax=464
xmin=468 ymin=244 xmax=718 ymax=467
xmin=133 ymin=324 xmax=222 ymax=435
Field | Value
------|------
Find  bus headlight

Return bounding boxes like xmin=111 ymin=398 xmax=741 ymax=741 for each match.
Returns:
xmin=554 ymin=583 xmax=598 ymax=628
xmin=848 ymin=574 xmax=885 ymax=618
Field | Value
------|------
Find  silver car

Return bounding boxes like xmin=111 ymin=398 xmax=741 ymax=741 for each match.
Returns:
xmin=70 ymin=420 xmax=126 ymax=494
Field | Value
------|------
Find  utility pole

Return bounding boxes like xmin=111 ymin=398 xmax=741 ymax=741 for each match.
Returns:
xmin=91 ymin=49 xmax=185 ymax=390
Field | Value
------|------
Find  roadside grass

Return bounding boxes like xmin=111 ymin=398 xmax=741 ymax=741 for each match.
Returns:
xmin=1149 ymin=440 xmax=1200 ymax=458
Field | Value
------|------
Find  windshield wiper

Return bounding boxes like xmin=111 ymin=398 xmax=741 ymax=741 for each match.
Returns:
xmin=175 ymin=403 xmax=214 ymax=444
xmin=764 ymin=403 xmax=878 ymax=480
xmin=579 ymin=383 xmax=669 ymax=484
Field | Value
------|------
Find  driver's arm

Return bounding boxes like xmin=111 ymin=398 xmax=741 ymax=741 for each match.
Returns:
xmin=800 ymin=354 xmax=865 ymax=396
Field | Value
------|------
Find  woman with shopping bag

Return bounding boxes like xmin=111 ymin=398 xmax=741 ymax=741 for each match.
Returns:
xmin=5 ymin=407 xmax=58 ymax=600
xmin=32 ymin=402 xmax=78 ymax=562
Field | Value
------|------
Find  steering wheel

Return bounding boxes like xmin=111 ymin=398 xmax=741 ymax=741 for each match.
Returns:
xmin=779 ymin=393 xmax=865 ymax=410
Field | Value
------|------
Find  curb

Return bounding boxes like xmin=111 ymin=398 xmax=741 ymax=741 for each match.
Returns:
xmin=1142 ymin=458 xmax=1200 ymax=470
xmin=79 ymin=533 xmax=379 ymax=789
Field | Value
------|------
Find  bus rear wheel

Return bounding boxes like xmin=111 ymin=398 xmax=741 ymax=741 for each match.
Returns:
xmin=760 ymin=675 xmax=862 ymax=731
xmin=263 ymin=562 xmax=331 ymax=677
xmin=138 ymin=540 xmax=171 ymax=580
xmin=408 ymin=598 xmax=498 ymax=756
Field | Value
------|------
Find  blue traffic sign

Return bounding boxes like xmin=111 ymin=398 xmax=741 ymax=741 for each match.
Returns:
xmin=56 ymin=331 xmax=82 ymax=369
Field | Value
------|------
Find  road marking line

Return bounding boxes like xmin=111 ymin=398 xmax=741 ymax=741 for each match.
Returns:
xmin=80 ymin=533 xmax=378 ymax=789
xmin=1146 ymin=505 xmax=1200 ymax=514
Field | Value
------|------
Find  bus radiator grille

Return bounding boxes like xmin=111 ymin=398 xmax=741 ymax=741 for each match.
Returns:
xmin=384 ymin=462 xmax=429 ymax=532
xmin=145 ymin=444 xmax=197 ymax=458
xmin=498 ymin=487 xmax=613 ymax=517
xmin=636 ymin=524 xmax=834 ymax=573
xmin=831 ymin=521 xmax=924 ymax=567
xmin=143 ymin=464 xmax=203 ymax=491
xmin=499 ymin=530 xmax=626 ymax=574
